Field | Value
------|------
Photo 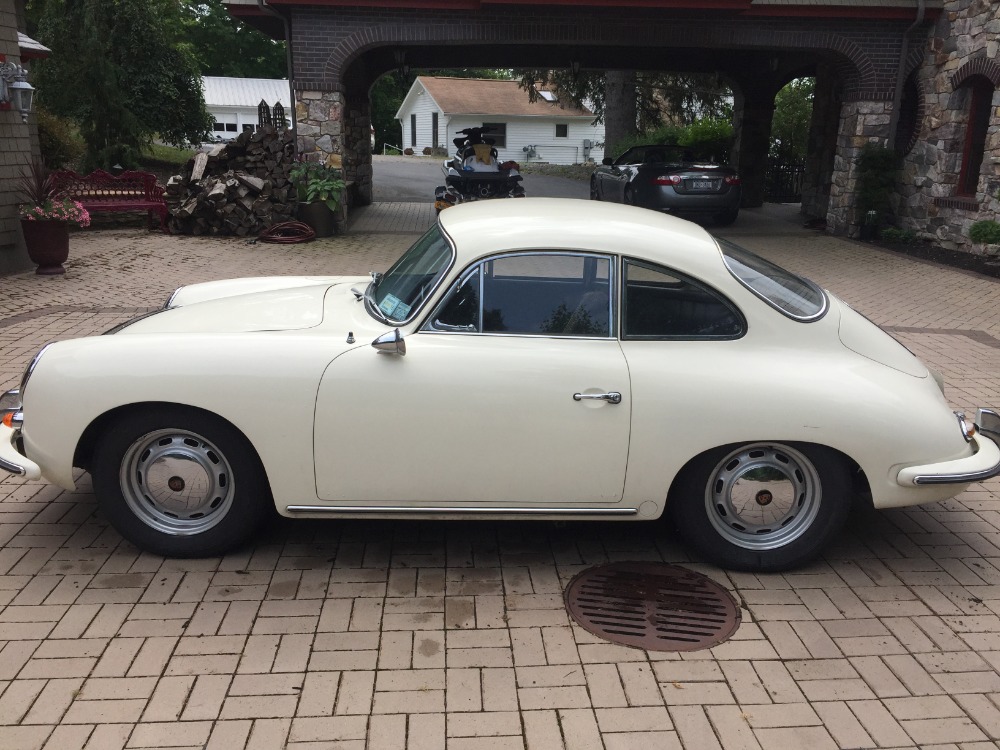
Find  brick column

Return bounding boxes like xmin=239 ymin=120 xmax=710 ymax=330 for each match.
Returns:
xmin=800 ymin=62 xmax=841 ymax=221
xmin=826 ymin=101 xmax=892 ymax=235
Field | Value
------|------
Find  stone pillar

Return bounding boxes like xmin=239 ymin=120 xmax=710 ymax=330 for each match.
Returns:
xmin=731 ymin=81 xmax=780 ymax=208
xmin=826 ymin=101 xmax=892 ymax=235
xmin=800 ymin=63 xmax=841 ymax=221
xmin=343 ymin=94 xmax=373 ymax=206
xmin=295 ymin=89 xmax=344 ymax=168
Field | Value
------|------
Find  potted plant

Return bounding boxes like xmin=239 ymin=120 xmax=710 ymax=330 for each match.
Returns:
xmin=17 ymin=161 xmax=91 ymax=275
xmin=290 ymin=161 xmax=346 ymax=237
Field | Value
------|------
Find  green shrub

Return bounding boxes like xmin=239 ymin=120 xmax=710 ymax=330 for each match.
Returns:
xmin=36 ymin=106 xmax=85 ymax=169
xmin=856 ymin=143 xmax=902 ymax=223
xmin=969 ymin=220 xmax=1000 ymax=245
xmin=609 ymin=119 xmax=733 ymax=163
xmin=879 ymin=227 xmax=918 ymax=244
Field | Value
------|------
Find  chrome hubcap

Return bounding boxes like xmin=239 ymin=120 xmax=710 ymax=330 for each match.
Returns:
xmin=705 ymin=444 xmax=820 ymax=551
xmin=120 ymin=429 xmax=235 ymax=536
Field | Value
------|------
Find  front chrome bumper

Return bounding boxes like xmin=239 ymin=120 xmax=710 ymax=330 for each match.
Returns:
xmin=0 ymin=388 xmax=40 ymax=480
xmin=897 ymin=408 xmax=1000 ymax=486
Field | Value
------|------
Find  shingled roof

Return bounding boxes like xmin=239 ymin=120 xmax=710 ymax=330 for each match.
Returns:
xmin=417 ymin=77 xmax=594 ymax=118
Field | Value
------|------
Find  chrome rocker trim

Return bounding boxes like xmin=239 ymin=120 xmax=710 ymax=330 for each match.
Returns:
xmin=287 ymin=505 xmax=638 ymax=516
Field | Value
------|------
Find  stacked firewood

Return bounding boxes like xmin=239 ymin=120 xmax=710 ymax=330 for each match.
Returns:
xmin=165 ymin=126 xmax=297 ymax=236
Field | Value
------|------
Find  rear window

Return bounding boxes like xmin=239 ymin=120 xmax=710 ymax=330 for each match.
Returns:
xmin=718 ymin=238 xmax=827 ymax=321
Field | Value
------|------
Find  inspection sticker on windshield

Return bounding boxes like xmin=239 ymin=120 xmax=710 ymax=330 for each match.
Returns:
xmin=378 ymin=294 xmax=411 ymax=319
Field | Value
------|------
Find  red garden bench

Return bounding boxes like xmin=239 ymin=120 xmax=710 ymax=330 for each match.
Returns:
xmin=51 ymin=169 xmax=169 ymax=233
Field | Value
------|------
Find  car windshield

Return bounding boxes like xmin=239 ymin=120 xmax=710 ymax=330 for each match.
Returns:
xmin=368 ymin=224 xmax=454 ymax=323
xmin=718 ymin=238 xmax=827 ymax=321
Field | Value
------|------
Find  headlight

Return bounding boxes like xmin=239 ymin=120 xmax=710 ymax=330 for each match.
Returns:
xmin=19 ymin=343 xmax=51 ymax=396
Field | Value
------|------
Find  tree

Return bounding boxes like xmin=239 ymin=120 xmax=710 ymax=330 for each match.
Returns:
xmin=769 ymin=78 xmax=814 ymax=163
xmin=29 ymin=0 xmax=212 ymax=169
xmin=178 ymin=1 xmax=286 ymax=79
xmin=518 ymin=69 xmax=732 ymax=157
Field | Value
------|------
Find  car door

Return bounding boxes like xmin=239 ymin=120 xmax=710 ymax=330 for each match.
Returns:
xmin=313 ymin=252 xmax=631 ymax=507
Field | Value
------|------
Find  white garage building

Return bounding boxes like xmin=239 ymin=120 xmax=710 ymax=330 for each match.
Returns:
xmin=202 ymin=76 xmax=290 ymax=141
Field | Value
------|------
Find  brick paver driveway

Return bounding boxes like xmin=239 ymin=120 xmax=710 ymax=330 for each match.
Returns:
xmin=2 ymin=203 xmax=1000 ymax=750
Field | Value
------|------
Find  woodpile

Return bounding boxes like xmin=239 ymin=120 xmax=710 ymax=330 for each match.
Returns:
xmin=165 ymin=126 xmax=297 ymax=236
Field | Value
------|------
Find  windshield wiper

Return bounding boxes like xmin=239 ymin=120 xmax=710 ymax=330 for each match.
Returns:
xmin=364 ymin=278 xmax=390 ymax=324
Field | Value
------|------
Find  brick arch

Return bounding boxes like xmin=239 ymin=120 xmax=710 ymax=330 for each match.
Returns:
xmin=321 ymin=19 xmax=877 ymax=100
xmin=951 ymin=57 xmax=1000 ymax=89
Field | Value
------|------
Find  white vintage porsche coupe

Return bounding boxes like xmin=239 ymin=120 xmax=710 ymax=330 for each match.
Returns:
xmin=3 ymin=198 xmax=999 ymax=571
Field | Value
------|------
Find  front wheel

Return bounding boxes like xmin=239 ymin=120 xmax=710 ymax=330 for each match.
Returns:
xmin=92 ymin=407 xmax=272 ymax=557
xmin=668 ymin=442 xmax=851 ymax=571
xmin=590 ymin=178 xmax=600 ymax=201
xmin=623 ymin=186 xmax=636 ymax=206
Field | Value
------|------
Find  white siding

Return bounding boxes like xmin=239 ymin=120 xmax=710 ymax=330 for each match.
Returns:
xmin=208 ymin=106 xmax=271 ymax=141
xmin=446 ymin=116 xmax=604 ymax=166
xmin=399 ymin=85 xmax=445 ymax=153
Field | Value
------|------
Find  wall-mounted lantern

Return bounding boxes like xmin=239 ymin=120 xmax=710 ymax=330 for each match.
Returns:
xmin=0 ymin=61 xmax=33 ymax=123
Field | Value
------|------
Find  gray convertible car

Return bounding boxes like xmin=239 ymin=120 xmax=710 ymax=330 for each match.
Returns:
xmin=591 ymin=145 xmax=742 ymax=226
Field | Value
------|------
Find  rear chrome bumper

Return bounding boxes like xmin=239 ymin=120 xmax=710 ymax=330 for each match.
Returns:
xmin=897 ymin=408 xmax=1000 ymax=486
xmin=0 ymin=388 xmax=40 ymax=480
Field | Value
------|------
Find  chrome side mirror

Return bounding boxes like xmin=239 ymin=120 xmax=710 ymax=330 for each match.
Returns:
xmin=372 ymin=328 xmax=406 ymax=356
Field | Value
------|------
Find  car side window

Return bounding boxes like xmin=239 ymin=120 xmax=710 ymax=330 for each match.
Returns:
xmin=428 ymin=267 xmax=480 ymax=332
xmin=622 ymin=259 xmax=745 ymax=339
xmin=425 ymin=253 xmax=613 ymax=337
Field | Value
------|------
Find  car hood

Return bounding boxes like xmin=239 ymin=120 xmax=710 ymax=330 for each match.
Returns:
xmin=120 ymin=285 xmax=333 ymax=334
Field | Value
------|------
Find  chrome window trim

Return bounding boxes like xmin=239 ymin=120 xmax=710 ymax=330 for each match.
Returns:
xmin=366 ymin=224 xmax=457 ymax=327
xmin=717 ymin=238 xmax=828 ymax=323
xmin=420 ymin=249 xmax=617 ymax=340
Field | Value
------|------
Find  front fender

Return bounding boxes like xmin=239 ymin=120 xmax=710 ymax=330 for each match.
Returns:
xmin=20 ymin=333 xmax=355 ymax=503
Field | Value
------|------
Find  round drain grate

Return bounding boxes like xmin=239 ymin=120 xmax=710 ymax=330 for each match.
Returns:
xmin=564 ymin=561 xmax=742 ymax=652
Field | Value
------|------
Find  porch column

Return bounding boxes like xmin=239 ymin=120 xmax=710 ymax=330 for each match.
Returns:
xmin=295 ymin=88 xmax=344 ymax=169
xmin=800 ymin=62 xmax=841 ymax=221
xmin=731 ymin=77 xmax=782 ymax=208
xmin=826 ymin=100 xmax=892 ymax=235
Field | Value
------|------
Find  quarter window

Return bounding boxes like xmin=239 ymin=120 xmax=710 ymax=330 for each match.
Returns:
xmin=426 ymin=253 xmax=613 ymax=337
xmin=622 ymin=259 xmax=744 ymax=339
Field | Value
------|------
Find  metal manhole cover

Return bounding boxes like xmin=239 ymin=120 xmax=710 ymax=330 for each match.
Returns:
xmin=564 ymin=562 xmax=742 ymax=652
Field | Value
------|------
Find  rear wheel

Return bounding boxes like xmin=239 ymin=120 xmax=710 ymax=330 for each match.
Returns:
xmin=669 ymin=442 xmax=851 ymax=571
xmin=92 ymin=407 xmax=272 ymax=557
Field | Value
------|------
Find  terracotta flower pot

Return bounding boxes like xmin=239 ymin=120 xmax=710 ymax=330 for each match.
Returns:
xmin=20 ymin=220 xmax=69 ymax=275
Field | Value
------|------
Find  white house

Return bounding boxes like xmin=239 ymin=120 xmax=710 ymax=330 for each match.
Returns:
xmin=395 ymin=77 xmax=605 ymax=166
xmin=202 ymin=76 xmax=290 ymax=140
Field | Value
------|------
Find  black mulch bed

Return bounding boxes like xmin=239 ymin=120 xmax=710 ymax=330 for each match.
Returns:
xmin=865 ymin=238 xmax=1000 ymax=281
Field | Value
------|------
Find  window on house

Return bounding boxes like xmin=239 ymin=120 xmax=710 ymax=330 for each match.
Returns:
xmin=226 ymin=123 xmax=237 ymax=132
xmin=432 ymin=112 xmax=439 ymax=148
xmin=555 ymin=124 xmax=568 ymax=138
xmin=213 ymin=123 xmax=226 ymax=133
xmin=482 ymin=123 xmax=507 ymax=149
xmin=411 ymin=114 xmax=417 ymax=148
xmin=958 ymin=76 xmax=994 ymax=196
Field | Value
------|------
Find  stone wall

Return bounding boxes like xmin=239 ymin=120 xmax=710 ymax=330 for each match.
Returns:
xmin=897 ymin=0 xmax=1000 ymax=251
xmin=0 ymin=0 xmax=31 ymax=274
xmin=827 ymin=102 xmax=894 ymax=235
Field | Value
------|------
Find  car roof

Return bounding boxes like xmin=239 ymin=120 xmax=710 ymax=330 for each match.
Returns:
xmin=437 ymin=198 xmax=721 ymax=270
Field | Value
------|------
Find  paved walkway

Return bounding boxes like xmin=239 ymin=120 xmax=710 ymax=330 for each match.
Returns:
xmin=2 ymin=203 xmax=1000 ymax=750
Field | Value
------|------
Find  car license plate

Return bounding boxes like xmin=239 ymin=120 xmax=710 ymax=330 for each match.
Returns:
xmin=690 ymin=180 xmax=714 ymax=190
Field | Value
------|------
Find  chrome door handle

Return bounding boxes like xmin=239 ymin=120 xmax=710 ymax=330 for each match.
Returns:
xmin=573 ymin=391 xmax=622 ymax=404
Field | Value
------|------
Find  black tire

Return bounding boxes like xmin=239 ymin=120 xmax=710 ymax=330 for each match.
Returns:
xmin=92 ymin=406 xmax=272 ymax=557
xmin=590 ymin=178 xmax=600 ymax=201
xmin=714 ymin=209 xmax=739 ymax=226
xmin=623 ymin=186 xmax=636 ymax=205
xmin=668 ymin=442 xmax=851 ymax=572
